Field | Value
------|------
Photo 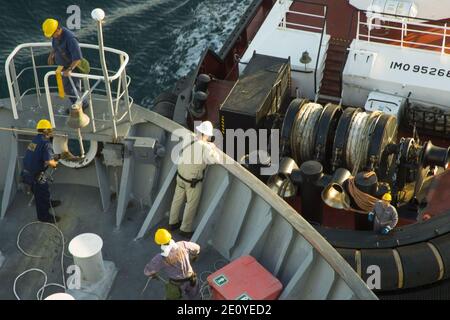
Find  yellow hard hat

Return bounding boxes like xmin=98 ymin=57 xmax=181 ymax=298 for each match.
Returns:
xmin=42 ymin=18 xmax=59 ymax=38
xmin=36 ymin=119 xmax=53 ymax=130
xmin=154 ymin=229 xmax=171 ymax=245
xmin=382 ymin=193 xmax=392 ymax=201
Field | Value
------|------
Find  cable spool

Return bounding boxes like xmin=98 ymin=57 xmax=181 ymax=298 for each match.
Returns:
xmin=345 ymin=111 xmax=370 ymax=172
xmin=367 ymin=114 xmax=398 ymax=174
xmin=314 ymin=103 xmax=343 ymax=172
xmin=332 ymin=107 xmax=363 ymax=170
xmin=281 ymin=98 xmax=307 ymax=155
xmin=359 ymin=112 xmax=383 ymax=171
xmin=345 ymin=111 xmax=383 ymax=174
xmin=291 ymin=102 xmax=323 ymax=164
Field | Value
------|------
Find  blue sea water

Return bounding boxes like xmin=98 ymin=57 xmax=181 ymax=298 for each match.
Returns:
xmin=0 ymin=0 xmax=252 ymax=107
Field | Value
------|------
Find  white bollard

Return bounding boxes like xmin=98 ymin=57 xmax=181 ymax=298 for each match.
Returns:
xmin=44 ymin=293 xmax=75 ymax=300
xmin=68 ymin=233 xmax=105 ymax=284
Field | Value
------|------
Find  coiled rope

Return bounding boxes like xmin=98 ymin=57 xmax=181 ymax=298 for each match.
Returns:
xmin=347 ymin=172 xmax=380 ymax=213
xmin=14 ymin=221 xmax=68 ymax=300
xmin=13 ymin=178 xmax=70 ymax=300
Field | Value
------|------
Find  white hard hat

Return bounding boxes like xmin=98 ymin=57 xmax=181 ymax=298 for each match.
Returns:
xmin=195 ymin=121 xmax=213 ymax=137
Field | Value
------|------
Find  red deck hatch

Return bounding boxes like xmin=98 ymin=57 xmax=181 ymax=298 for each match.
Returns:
xmin=207 ymin=255 xmax=283 ymax=300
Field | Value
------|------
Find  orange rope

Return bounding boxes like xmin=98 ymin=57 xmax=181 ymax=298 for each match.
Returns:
xmin=347 ymin=172 xmax=380 ymax=213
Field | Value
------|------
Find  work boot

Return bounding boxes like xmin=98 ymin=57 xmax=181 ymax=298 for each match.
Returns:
xmin=50 ymin=200 xmax=62 ymax=208
xmin=168 ymin=222 xmax=181 ymax=231
xmin=178 ymin=230 xmax=194 ymax=239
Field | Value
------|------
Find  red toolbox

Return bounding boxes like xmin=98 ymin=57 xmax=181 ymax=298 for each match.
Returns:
xmin=207 ymin=255 xmax=283 ymax=300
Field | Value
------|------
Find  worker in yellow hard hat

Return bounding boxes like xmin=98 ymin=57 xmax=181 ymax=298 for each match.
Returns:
xmin=368 ymin=193 xmax=398 ymax=234
xmin=42 ymin=18 xmax=88 ymax=110
xmin=143 ymin=229 xmax=200 ymax=299
xmin=21 ymin=119 xmax=61 ymax=223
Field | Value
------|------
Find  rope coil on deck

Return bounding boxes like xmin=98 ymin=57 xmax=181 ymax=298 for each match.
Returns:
xmin=347 ymin=172 xmax=380 ymax=213
xmin=14 ymin=221 xmax=68 ymax=300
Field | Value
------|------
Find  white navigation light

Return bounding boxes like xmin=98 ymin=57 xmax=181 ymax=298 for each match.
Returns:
xmin=91 ymin=8 xmax=105 ymax=22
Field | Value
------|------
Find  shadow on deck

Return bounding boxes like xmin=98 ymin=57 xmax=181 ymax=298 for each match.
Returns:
xmin=0 ymin=184 xmax=226 ymax=300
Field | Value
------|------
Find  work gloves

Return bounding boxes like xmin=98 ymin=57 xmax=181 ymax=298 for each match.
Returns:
xmin=368 ymin=212 xmax=374 ymax=222
xmin=381 ymin=226 xmax=391 ymax=235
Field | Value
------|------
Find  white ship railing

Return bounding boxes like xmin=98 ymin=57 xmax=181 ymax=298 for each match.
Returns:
xmin=279 ymin=0 xmax=327 ymax=34
xmin=4 ymin=42 xmax=132 ymax=138
xmin=357 ymin=11 xmax=450 ymax=55
xmin=277 ymin=0 xmax=328 ymax=98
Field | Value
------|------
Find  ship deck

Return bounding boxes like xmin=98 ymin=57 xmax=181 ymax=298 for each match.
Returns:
xmin=198 ymin=0 xmax=450 ymax=232
xmin=0 ymin=184 xmax=227 ymax=300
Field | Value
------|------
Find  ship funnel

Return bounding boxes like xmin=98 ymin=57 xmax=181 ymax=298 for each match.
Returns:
xmin=66 ymin=102 xmax=90 ymax=129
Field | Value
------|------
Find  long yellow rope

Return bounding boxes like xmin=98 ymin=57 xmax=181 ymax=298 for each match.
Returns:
xmin=56 ymin=66 xmax=65 ymax=99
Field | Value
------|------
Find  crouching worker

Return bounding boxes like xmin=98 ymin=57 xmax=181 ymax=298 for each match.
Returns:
xmin=144 ymin=229 xmax=200 ymax=300
xmin=368 ymin=193 xmax=398 ymax=235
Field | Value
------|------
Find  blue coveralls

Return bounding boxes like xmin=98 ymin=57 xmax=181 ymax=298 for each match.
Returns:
xmin=52 ymin=27 xmax=87 ymax=108
xmin=22 ymin=134 xmax=55 ymax=222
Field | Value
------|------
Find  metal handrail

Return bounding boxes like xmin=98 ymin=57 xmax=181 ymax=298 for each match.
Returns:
xmin=278 ymin=2 xmax=327 ymax=32
xmin=357 ymin=11 xmax=450 ymax=54
xmin=5 ymin=42 xmax=130 ymax=120
xmin=18 ymin=84 xmax=132 ymax=105
xmin=360 ymin=20 xmax=450 ymax=37
xmin=314 ymin=4 xmax=327 ymax=98
xmin=283 ymin=22 xmax=323 ymax=31
xmin=11 ymin=66 xmax=131 ymax=103
xmin=284 ymin=10 xmax=326 ymax=19
xmin=277 ymin=0 xmax=328 ymax=97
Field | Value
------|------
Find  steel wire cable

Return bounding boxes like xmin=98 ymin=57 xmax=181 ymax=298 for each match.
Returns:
xmin=291 ymin=103 xmax=323 ymax=164
xmin=346 ymin=111 xmax=369 ymax=172
xmin=356 ymin=111 xmax=382 ymax=174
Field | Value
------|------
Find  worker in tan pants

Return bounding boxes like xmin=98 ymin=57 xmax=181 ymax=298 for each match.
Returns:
xmin=169 ymin=121 xmax=217 ymax=238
